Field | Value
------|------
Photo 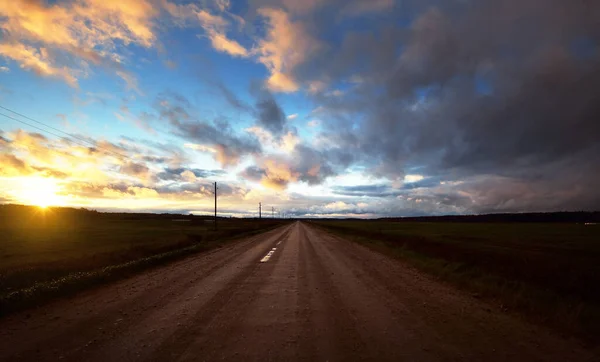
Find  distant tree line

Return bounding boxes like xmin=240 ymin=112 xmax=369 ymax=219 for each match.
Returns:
xmin=0 ymin=204 xmax=219 ymax=222
xmin=378 ymin=212 xmax=600 ymax=223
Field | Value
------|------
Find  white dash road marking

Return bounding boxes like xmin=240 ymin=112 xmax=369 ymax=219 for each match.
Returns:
xmin=261 ymin=239 xmax=285 ymax=263
xmin=260 ymin=247 xmax=278 ymax=263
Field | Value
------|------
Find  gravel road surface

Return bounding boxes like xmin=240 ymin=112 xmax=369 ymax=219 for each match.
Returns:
xmin=0 ymin=222 xmax=594 ymax=361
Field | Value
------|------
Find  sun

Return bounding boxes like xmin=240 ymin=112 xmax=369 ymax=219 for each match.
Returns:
xmin=18 ymin=177 xmax=64 ymax=208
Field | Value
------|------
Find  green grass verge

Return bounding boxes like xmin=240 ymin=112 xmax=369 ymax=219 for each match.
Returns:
xmin=311 ymin=221 xmax=600 ymax=344
xmin=0 ymin=218 xmax=285 ymax=317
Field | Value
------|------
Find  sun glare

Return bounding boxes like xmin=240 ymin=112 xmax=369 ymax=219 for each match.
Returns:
xmin=18 ymin=177 xmax=64 ymax=208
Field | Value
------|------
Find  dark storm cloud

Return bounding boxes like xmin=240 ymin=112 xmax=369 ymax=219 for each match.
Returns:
xmin=156 ymin=181 xmax=244 ymax=197
xmin=331 ymin=178 xmax=441 ymax=197
xmin=154 ymin=92 xmax=262 ymax=166
xmin=293 ymin=145 xmax=335 ymax=185
xmin=252 ymin=85 xmax=287 ymax=135
xmin=61 ymin=182 xmax=134 ymax=198
xmin=331 ymin=184 xmax=399 ymax=197
xmin=154 ymin=91 xmax=193 ymax=125
xmin=282 ymin=0 xmax=600 ymax=212
xmin=158 ymin=167 xmax=227 ymax=181
xmin=175 ymin=119 xmax=262 ymax=165
xmin=216 ymin=82 xmax=253 ymax=113
xmin=401 ymin=178 xmax=441 ymax=190
xmin=212 ymin=81 xmax=289 ymax=138
xmin=240 ymin=166 xmax=266 ymax=182
xmin=256 ymin=96 xmax=286 ymax=135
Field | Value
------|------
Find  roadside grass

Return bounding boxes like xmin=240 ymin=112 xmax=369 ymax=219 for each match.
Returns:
xmin=311 ymin=220 xmax=600 ymax=343
xmin=0 ymin=205 xmax=285 ymax=316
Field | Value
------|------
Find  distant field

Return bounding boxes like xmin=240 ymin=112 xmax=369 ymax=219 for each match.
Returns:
xmin=0 ymin=205 xmax=284 ymax=313
xmin=313 ymin=220 xmax=600 ymax=341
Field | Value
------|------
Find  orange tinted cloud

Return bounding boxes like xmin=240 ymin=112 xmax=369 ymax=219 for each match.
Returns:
xmin=255 ymin=8 xmax=320 ymax=92
xmin=260 ymin=158 xmax=300 ymax=190
xmin=206 ymin=29 xmax=248 ymax=57
xmin=165 ymin=1 xmax=248 ymax=57
xmin=0 ymin=0 xmax=158 ymax=86
xmin=2 ymin=130 xmax=144 ymax=184
xmin=0 ymin=0 xmax=157 ymax=48
xmin=0 ymin=154 xmax=35 ymax=177
xmin=0 ymin=43 xmax=78 ymax=86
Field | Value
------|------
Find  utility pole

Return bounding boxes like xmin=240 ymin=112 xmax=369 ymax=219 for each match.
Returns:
xmin=214 ymin=182 xmax=217 ymax=231
xmin=272 ymin=206 xmax=274 ymax=218
xmin=259 ymin=202 xmax=262 ymax=219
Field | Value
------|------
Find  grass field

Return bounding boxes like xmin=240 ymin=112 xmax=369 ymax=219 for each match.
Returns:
xmin=312 ymin=220 xmax=600 ymax=342
xmin=0 ymin=205 xmax=285 ymax=314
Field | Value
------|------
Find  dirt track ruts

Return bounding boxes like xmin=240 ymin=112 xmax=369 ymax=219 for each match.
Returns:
xmin=0 ymin=222 xmax=595 ymax=361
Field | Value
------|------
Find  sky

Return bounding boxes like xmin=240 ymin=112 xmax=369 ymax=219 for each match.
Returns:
xmin=0 ymin=0 xmax=599 ymax=218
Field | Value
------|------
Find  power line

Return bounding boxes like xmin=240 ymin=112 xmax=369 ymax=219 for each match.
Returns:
xmin=0 ymin=107 xmax=133 ymax=161
xmin=0 ymin=105 xmax=101 ymax=150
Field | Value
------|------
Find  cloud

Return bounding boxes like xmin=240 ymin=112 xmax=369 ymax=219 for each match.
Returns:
xmin=280 ymin=0 xmax=325 ymax=14
xmin=205 ymin=29 xmax=248 ymax=57
xmin=155 ymin=92 xmax=262 ymax=166
xmin=0 ymin=43 xmax=78 ymax=86
xmin=120 ymin=161 xmax=153 ymax=182
xmin=0 ymin=128 xmax=252 ymax=211
xmin=280 ymin=131 xmax=300 ymax=152
xmin=216 ymin=82 xmax=253 ymax=112
xmin=245 ymin=126 xmax=273 ymax=144
xmin=404 ymin=174 xmax=424 ymax=183
xmin=158 ymin=167 xmax=226 ymax=181
xmin=0 ymin=129 xmax=186 ymax=186
xmin=249 ymin=0 xmax=394 ymax=17
xmin=165 ymin=0 xmax=248 ymax=57
xmin=287 ymin=113 xmax=298 ymax=120
xmin=331 ymin=184 xmax=401 ymax=198
xmin=196 ymin=9 xmax=248 ymax=57
xmin=255 ymin=7 xmax=320 ymax=92
xmin=259 ymin=158 xmax=299 ymax=190
xmin=240 ymin=165 xmax=266 ymax=182
xmin=115 ymin=104 xmax=155 ymax=134
xmin=243 ymin=144 xmax=336 ymax=190
xmin=0 ymin=66 xmax=8 ymax=72
xmin=254 ymin=86 xmax=287 ymax=134
xmin=340 ymin=0 xmax=395 ymax=18
xmin=196 ymin=9 xmax=229 ymax=28
xmin=0 ymin=153 xmax=35 ymax=177
xmin=0 ymin=0 xmax=158 ymax=87
xmin=287 ymin=0 xmax=600 ymax=213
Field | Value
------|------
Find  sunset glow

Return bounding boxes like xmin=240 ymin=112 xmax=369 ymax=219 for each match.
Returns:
xmin=14 ymin=178 xmax=64 ymax=209
xmin=0 ymin=0 xmax=598 ymax=217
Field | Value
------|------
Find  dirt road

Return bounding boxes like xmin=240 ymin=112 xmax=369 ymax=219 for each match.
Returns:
xmin=0 ymin=222 xmax=594 ymax=361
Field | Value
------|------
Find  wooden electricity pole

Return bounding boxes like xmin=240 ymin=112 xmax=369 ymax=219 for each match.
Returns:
xmin=259 ymin=202 xmax=262 ymax=219
xmin=214 ymin=182 xmax=217 ymax=231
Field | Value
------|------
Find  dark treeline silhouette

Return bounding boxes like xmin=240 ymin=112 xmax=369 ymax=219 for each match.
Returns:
xmin=2 ymin=204 xmax=598 ymax=223
xmin=0 ymin=204 xmax=219 ymax=223
xmin=379 ymin=212 xmax=600 ymax=223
